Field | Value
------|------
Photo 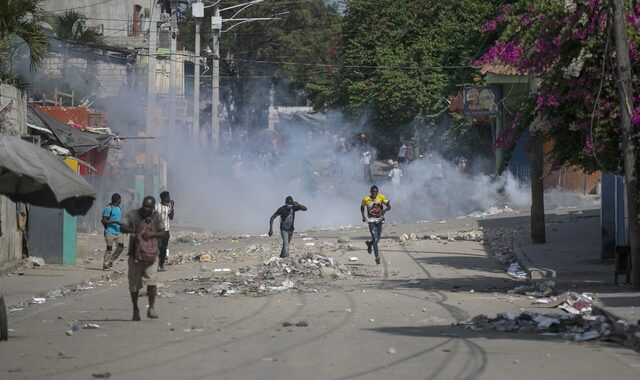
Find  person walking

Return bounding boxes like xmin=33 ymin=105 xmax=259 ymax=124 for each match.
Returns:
xmin=269 ymin=196 xmax=307 ymax=258
xmin=388 ymin=162 xmax=403 ymax=187
xmin=360 ymin=185 xmax=391 ymax=265
xmin=119 ymin=196 xmax=167 ymax=321
xmin=154 ymin=191 xmax=174 ymax=272
xmin=101 ymin=193 xmax=124 ymax=271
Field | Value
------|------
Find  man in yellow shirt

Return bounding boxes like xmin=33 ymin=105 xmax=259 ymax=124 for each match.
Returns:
xmin=360 ymin=185 xmax=391 ymax=265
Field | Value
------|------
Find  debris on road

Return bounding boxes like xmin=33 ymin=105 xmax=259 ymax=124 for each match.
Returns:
xmin=460 ymin=307 xmax=640 ymax=350
xmin=508 ymin=280 xmax=556 ymax=297
xmin=23 ymin=256 xmax=46 ymax=268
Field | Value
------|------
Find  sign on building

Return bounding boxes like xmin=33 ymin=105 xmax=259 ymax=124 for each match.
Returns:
xmin=463 ymin=86 xmax=501 ymax=116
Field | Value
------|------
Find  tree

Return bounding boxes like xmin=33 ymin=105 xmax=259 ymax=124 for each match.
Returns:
xmin=180 ymin=0 xmax=341 ymax=137
xmin=0 ymin=0 xmax=48 ymax=84
xmin=309 ymin=0 xmax=504 ymax=156
xmin=477 ymin=0 xmax=640 ymax=287
xmin=49 ymin=10 xmax=103 ymax=44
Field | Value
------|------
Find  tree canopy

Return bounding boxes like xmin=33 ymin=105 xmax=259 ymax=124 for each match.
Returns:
xmin=306 ymin=0 xmax=504 ymax=155
xmin=0 ymin=0 xmax=48 ymax=83
xmin=477 ymin=0 xmax=640 ymax=174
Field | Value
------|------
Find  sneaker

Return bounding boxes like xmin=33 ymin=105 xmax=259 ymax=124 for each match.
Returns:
xmin=132 ymin=309 xmax=141 ymax=321
xmin=366 ymin=241 xmax=372 ymax=254
xmin=147 ymin=308 xmax=159 ymax=319
xmin=102 ymin=264 xmax=110 ymax=271
xmin=375 ymin=256 xmax=381 ymax=265
xmin=157 ymin=266 xmax=166 ymax=272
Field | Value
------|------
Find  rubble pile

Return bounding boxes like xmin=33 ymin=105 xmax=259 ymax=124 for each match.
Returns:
xmin=460 ymin=309 xmax=640 ymax=349
xmin=424 ymin=229 xmax=484 ymax=242
xmin=172 ymin=231 xmax=216 ymax=244
xmin=173 ymin=252 xmax=355 ymax=296
xmin=508 ymin=280 xmax=556 ymax=297
xmin=399 ymin=233 xmax=419 ymax=242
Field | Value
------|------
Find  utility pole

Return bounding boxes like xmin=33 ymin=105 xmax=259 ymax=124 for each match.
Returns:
xmin=529 ymin=73 xmax=545 ymax=244
xmin=169 ymin=0 xmax=178 ymax=141
xmin=192 ymin=0 xmax=203 ymax=146
xmin=207 ymin=0 xmax=279 ymax=155
xmin=211 ymin=5 xmax=221 ymax=153
xmin=143 ymin=0 xmax=158 ymax=201
xmin=612 ymin=0 xmax=639 ymax=289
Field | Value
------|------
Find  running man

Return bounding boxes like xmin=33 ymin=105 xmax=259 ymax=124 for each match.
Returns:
xmin=360 ymin=185 xmax=391 ymax=265
xmin=269 ymin=196 xmax=307 ymax=258
xmin=102 ymin=193 xmax=124 ymax=270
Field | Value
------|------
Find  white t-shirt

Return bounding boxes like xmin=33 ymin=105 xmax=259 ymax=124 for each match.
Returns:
xmin=388 ymin=168 xmax=403 ymax=185
xmin=154 ymin=203 xmax=172 ymax=231
xmin=398 ymin=144 xmax=407 ymax=158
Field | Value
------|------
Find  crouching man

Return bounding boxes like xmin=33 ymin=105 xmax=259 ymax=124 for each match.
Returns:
xmin=119 ymin=196 xmax=167 ymax=321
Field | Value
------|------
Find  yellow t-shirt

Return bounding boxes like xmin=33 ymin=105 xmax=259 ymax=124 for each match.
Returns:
xmin=361 ymin=194 xmax=389 ymax=223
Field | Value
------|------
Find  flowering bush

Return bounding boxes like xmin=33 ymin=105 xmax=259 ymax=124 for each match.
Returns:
xmin=477 ymin=0 xmax=640 ymax=173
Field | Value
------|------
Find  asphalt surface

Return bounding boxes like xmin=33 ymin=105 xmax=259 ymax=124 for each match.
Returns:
xmin=1 ymin=212 xmax=639 ymax=380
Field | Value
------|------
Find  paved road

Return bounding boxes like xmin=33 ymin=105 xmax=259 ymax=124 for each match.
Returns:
xmin=1 ymin=214 xmax=639 ymax=380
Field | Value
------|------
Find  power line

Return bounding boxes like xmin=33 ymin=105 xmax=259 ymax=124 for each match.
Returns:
xmin=46 ymin=0 xmax=118 ymax=13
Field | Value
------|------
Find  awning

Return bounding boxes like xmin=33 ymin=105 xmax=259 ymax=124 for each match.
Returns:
xmin=0 ymin=135 xmax=96 ymax=215
xmin=27 ymin=105 xmax=114 ymax=155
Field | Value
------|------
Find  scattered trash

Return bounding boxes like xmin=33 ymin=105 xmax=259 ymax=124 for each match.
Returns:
xmin=509 ymin=280 xmax=556 ymax=297
xmin=24 ymin=256 xmax=45 ymax=268
xmin=213 ymin=268 xmax=231 ymax=273
xmin=302 ymin=237 xmax=315 ymax=241
xmin=506 ymin=262 xmax=528 ymax=280
xmin=459 ymin=308 xmax=640 ymax=349
xmin=30 ymin=297 xmax=46 ymax=305
xmin=83 ymin=323 xmax=100 ymax=329
xmin=65 ymin=330 xmax=74 ymax=336
xmin=200 ymin=254 xmax=212 ymax=262
xmin=388 ymin=348 xmax=396 ymax=354
xmin=92 ymin=372 xmax=111 ymax=379
xmin=337 ymin=236 xmax=351 ymax=243
xmin=305 ymin=243 xmax=316 ymax=246
xmin=348 ymin=257 xmax=358 ymax=262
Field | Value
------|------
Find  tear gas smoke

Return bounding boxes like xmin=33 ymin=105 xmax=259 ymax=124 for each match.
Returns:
xmin=157 ymin=115 xmax=594 ymax=235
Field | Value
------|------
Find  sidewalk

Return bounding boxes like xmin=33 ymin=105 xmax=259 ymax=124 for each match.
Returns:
xmin=514 ymin=208 xmax=640 ymax=324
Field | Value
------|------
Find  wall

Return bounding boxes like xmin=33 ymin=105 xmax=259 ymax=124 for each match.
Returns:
xmin=40 ymin=0 xmax=144 ymax=39
xmin=0 ymin=84 xmax=27 ymax=266
xmin=39 ymin=53 xmax=134 ymax=101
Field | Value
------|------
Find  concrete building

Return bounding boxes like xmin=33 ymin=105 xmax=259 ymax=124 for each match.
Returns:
xmin=0 ymin=84 xmax=29 ymax=268
xmin=40 ymin=0 xmax=148 ymax=48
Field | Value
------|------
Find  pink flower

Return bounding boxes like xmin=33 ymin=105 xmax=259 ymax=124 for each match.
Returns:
xmin=483 ymin=20 xmax=497 ymax=32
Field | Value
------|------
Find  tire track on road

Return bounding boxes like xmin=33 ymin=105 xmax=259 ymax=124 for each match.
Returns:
xmin=36 ymin=291 xmax=285 ymax=379
xmin=189 ymin=290 xmax=358 ymax=380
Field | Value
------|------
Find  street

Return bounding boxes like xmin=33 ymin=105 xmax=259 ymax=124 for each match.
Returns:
xmin=1 ymin=211 xmax=639 ymax=380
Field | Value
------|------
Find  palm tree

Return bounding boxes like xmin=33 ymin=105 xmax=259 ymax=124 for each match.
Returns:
xmin=50 ymin=10 xmax=103 ymax=45
xmin=0 ymin=0 xmax=48 ymax=82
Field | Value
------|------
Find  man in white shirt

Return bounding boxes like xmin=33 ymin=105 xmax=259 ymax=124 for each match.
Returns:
xmin=388 ymin=162 xmax=403 ymax=187
xmin=154 ymin=191 xmax=174 ymax=271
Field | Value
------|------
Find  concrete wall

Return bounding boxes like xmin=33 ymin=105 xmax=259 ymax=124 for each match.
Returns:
xmin=0 ymin=84 xmax=27 ymax=267
xmin=0 ymin=84 xmax=28 ymax=135
xmin=41 ymin=0 xmax=145 ymax=38
xmin=39 ymin=53 xmax=134 ymax=100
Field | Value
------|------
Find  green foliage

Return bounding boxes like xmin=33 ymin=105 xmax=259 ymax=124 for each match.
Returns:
xmin=478 ymin=0 xmax=640 ymax=174
xmin=0 ymin=0 xmax=48 ymax=82
xmin=182 ymin=0 xmax=341 ymax=133
xmin=49 ymin=10 xmax=103 ymax=44
xmin=308 ymin=0 xmax=503 ymax=157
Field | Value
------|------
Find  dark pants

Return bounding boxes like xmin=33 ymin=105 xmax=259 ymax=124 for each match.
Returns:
xmin=368 ymin=222 xmax=382 ymax=257
xmin=158 ymin=232 xmax=170 ymax=268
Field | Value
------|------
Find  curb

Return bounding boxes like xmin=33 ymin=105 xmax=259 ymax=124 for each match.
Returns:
xmin=0 ymin=261 xmax=21 ymax=277
xmin=513 ymin=236 xmax=635 ymax=325
xmin=513 ymin=237 xmax=557 ymax=281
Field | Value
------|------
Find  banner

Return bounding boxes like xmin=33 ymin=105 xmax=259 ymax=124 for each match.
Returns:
xmin=463 ymin=87 xmax=501 ymax=116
